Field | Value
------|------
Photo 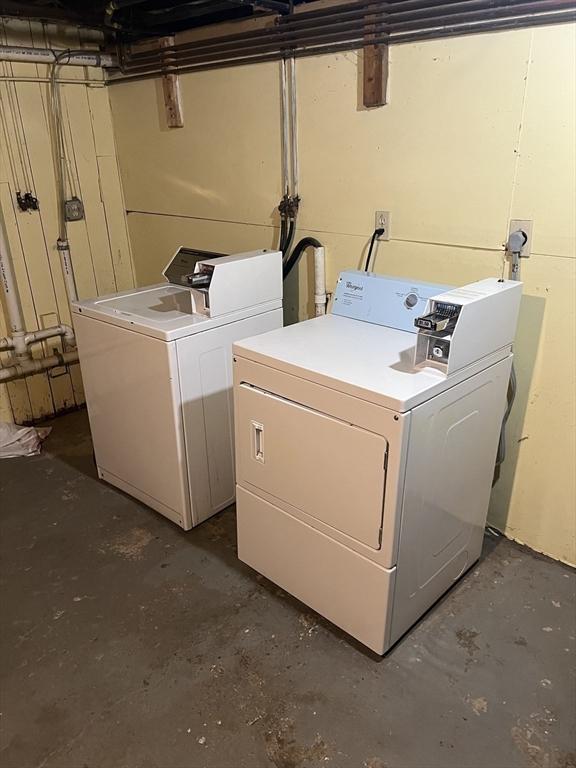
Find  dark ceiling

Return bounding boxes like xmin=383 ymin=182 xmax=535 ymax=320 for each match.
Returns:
xmin=0 ymin=0 xmax=310 ymax=39
xmin=1 ymin=0 xmax=575 ymax=66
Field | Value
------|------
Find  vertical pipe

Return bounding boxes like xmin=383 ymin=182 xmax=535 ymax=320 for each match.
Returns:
xmin=57 ymin=238 xmax=78 ymax=302
xmin=280 ymin=58 xmax=290 ymax=197
xmin=289 ymin=56 xmax=299 ymax=198
xmin=509 ymin=250 xmax=521 ymax=281
xmin=0 ymin=211 xmax=25 ymax=335
xmin=313 ymin=246 xmax=327 ymax=316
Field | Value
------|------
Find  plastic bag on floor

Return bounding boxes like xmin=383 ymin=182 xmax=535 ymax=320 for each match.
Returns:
xmin=0 ymin=422 xmax=51 ymax=459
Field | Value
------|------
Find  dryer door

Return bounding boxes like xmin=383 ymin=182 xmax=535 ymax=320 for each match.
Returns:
xmin=236 ymin=383 xmax=387 ymax=549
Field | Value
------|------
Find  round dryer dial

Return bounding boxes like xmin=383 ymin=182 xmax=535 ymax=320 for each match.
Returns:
xmin=404 ymin=293 xmax=419 ymax=309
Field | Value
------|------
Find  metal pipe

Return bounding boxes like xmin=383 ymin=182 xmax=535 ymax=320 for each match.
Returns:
xmin=121 ymin=0 xmax=568 ymax=66
xmin=122 ymin=19 xmax=392 ymax=71
xmin=122 ymin=1 xmax=394 ymax=62
xmin=242 ymin=0 xmax=291 ymax=12
xmin=120 ymin=0 xmax=569 ymax=73
xmin=115 ymin=0 xmax=574 ymax=80
xmin=109 ymin=0 xmax=150 ymax=9
xmin=0 ymin=350 xmax=78 ymax=384
xmin=0 ymin=45 xmax=115 ymax=67
xmin=110 ymin=8 xmax=574 ymax=83
xmin=0 ymin=213 xmax=25 ymax=337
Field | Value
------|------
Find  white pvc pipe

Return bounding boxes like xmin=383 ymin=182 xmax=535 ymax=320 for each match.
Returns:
xmin=280 ymin=59 xmax=290 ymax=196
xmin=0 ymin=350 xmax=78 ymax=383
xmin=0 ymin=216 xmax=78 ymax=384
xmin=313 ymin=246 xmax=327 ymax=316
xmin=57 ymin=238 xmax=78 ymax=303
xmin=289 ymin=57 xmax=299 ymax=198
xmin=0 ymin=214 xmax=26 ymax=336
xmin=0 ymin=325 xmax=76 ymax=354
xmin=0 ymin=46 xmax=115 ymax=67
xmin=25 ymin=325 xmax=76 ymax=349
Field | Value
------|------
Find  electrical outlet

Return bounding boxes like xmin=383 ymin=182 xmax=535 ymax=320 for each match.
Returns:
xmin=374 ymin=211 xmax=390 ymax=240
xmin=509 ymin=219 xmax=533 ymax=258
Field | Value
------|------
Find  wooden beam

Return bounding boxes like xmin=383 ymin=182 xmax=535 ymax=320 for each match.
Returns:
xmin=159 ymin=37 xmax=184 ymax=128
xmin=363 ymin=43 xmax=389 ymax=108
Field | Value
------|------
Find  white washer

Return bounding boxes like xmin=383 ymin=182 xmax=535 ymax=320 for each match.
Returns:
xmin=233 ymin=271 xmax=521 ymax=654
xmin=73 ymin=248 xmax=283 ymax=530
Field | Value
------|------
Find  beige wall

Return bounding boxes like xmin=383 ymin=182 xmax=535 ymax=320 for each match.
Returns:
xmin=0 ymin=19 xmax=135 ymax=423
xmin=109 ymin=24 xmax=576 ymax=565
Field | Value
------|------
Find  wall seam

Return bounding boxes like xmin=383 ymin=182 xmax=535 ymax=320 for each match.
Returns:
xmin=125 ymin=209 xmax=572 ymax=261
xmin=507 ymin=29 xmax=535 ymax=224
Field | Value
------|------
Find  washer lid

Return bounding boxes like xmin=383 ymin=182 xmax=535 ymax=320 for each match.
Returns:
xmin=97 ymin=284 xmax=195 ymax=322
xmin=233 ymin=313 xmax=510 ymax=412
xmin=72 ymin=284 xmax=281 ymax=341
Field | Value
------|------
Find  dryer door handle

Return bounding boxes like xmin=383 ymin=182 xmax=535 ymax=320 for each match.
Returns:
xmin=251 ymin=421 xmax=265 ymax=463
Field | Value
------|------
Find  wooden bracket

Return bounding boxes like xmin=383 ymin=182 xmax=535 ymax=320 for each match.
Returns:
xmin=159 ymin=36 xmax=184 ymax=128
xmin=362 ymin=3 xmax=389 ymax=109
xmin=363 ymin=43 xmax=389 ymax=108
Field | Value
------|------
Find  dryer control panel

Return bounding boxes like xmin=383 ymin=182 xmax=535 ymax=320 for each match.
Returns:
xmin=332 ymin=271 xmax=452 ymax=333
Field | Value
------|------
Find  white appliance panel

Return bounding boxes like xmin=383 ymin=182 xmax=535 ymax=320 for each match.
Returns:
xmin=96 ymin=284 xmax=194 ymax=322
xmin=236 ymin=383 xmax=388 ymax=549
xmin=73 ymin=314 xmax=191 ymax=527
xmin=389 ymin=356 xmax=512 ymax=646
xmin=332 ymin=271 xmax=452 ymax=331
xmin=237 ymin=486 xmax=396 ymax=655
xmin=177 ymin=308 xmax=283 ymax=526
xmin=233 ymin=314 xmax=511 ymax=413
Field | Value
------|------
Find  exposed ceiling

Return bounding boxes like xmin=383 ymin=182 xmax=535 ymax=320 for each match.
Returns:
xmin=0 ymin=0 xmax=310 ymax=38
xmin=1 ymin=0 xmax=575 ymax=79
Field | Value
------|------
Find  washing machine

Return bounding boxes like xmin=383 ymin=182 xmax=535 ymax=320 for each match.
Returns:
xmin=73 ymin=248 xmax=282 ymax=530
xmin=232 ymin=270 xmax=522 ymax=654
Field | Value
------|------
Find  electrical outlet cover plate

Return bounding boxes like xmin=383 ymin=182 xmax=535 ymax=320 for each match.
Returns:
xmin=509 ymin=219 xmax=533 ymax=258
xmin=65 ymin=196 xmax=85 ymax=222
xmin=375 ymin=211 xmax=390 ymax=240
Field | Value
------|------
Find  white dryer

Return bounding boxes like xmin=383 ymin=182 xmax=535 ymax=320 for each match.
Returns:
xmin=233 ymin=271 xmax=522 ymax=654
xmin=73 ymin=248 xmax=282 ymax=530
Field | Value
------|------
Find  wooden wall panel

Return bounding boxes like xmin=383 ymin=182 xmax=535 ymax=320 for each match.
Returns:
xmin=0 ymin=19 xmax=135 ymax=423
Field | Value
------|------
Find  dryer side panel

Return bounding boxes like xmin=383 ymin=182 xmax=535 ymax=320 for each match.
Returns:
xmin=389 ymin=355 xmax=513 ymax=646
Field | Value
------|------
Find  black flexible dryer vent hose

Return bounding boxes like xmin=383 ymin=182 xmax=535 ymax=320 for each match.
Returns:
xmin=283 ymin=236 xmax=323 ymax=280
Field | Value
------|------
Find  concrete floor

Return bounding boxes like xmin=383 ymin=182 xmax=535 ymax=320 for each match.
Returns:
xmin=0 ymin=411 xmax=575 ymax=768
